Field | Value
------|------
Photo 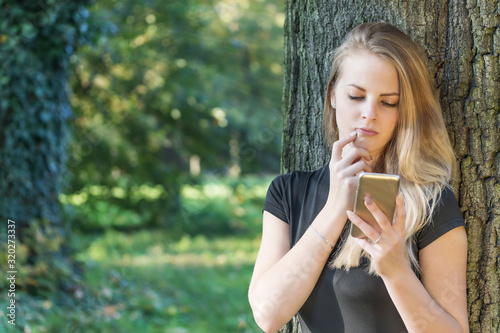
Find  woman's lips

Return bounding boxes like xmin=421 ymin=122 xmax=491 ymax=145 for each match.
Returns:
xmin=356 ymin=128 xmax=378 ymax=136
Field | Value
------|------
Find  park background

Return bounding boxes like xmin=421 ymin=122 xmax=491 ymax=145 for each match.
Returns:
xmin=2 ymin=1 xmax=499 ymax=332
xmin=0 ymin=0 xmax=283 ymax=332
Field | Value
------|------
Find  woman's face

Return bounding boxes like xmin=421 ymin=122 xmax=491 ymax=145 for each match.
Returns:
xmin=332 ymin=49 xmax=400 ymax=159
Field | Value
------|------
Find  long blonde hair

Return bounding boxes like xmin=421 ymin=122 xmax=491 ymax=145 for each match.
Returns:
xmin=325 ymin=22 xmax=455 ymax=274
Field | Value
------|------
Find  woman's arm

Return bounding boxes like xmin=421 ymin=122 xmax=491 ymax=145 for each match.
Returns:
xmin=349 ymin=197 xmax=469 ymax=333
xmin=384 ymin=226 xmax=469 ymax=332
xmin=248 ymin=208 xmax=345 ymax=333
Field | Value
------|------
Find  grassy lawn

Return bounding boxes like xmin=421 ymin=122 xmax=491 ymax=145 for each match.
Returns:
xmin=1 ymin=175 xmax=274 ymax=332
xmin=74 ymin=230 xmax=262 ymax=332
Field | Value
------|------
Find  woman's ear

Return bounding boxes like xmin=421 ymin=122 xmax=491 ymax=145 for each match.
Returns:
xmin=330 ymin=92 xmax=336 ymax=108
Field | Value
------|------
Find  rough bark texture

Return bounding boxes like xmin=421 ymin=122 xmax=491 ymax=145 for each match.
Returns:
xmin=281 ymin=1 xmax=499 ymax=332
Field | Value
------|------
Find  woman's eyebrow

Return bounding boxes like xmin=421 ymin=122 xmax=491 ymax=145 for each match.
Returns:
xmin=347 ymin=83 xmax=399 ymax=96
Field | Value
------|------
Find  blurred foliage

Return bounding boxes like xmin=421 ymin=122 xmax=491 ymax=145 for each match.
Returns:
xmin=178 ymin=175 xmax=270 ymax=235
xmin=67 ymin=0 xmax=284 ymax=231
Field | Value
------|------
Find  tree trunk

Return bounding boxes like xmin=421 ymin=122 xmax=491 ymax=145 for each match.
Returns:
xmin=281 ymin=1 xmax=499 ymax=332
xmin=0 ymin=1 xmax=93 ymax=294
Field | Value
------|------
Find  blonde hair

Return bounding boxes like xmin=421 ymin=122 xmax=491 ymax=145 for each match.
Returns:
xmin=325 ymin=22 xmax=455 ymax=274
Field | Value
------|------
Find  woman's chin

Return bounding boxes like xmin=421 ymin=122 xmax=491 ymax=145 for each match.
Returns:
xmin=352 ymin=138 xmax=372 ymax=152
xmin=353 ymin=140 xmax=382 ymax=160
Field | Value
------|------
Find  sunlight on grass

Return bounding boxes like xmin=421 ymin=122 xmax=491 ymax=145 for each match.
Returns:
xmin=75 ymin=229 xmax=263 ymax=332
xmin=180 ymin=186 xmax=205 ymax=200
xmin=59 ymin=184 xmax=166 ymax=206
xmin=181 ymin=182 xmax=233 ymax=199
xmin=203 ymin=183 xmax=234 ymax=198
xmin=79 ymin=231 xmax=261 ymax=269
xmin=181 ymin=176 xmax=271 ymax=201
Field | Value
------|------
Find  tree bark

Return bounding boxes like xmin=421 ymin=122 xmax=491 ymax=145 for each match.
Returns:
xmin=281 ymin=1 xmax=499 ymax=332
xmin=0 ymin=1 xmax=93 ymax=294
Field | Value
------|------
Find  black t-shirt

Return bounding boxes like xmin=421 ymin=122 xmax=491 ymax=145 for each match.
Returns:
xmin=263 ymin=164 xmax=465 ymax=333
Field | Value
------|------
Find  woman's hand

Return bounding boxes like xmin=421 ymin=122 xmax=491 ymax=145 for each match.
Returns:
xmin=327 ymin=131 xmax=373 ymax=219
xmin=347 ymin=193 xmax=408 ymax=278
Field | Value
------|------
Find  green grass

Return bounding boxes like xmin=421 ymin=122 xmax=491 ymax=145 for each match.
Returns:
xmin=0 ymin=175 xmax=275 ymax=332
xmin=76 ymin=230 xmax=262 ymax=332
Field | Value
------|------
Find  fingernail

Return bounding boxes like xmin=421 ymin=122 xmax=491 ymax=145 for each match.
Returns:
xmin=350 ymin=130 xmax=357 ymax=136
xmin=346 ymin=210 xmax=354 ymax=218
xmin=364 ymin=196 xmax=372 ymax=205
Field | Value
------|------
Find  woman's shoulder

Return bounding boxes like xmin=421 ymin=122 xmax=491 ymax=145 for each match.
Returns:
xmin=265 ymin=164 xmax=329 ymax=209
xmin=432 ymin=185 xmax=463 ymax=222
xmin=269 ymin=164 xmax=329 ymax=188
xmin=264 ymin=164 xmax=330 ymax=226
xmin=415 ymin=185 xmax=465 ymax=250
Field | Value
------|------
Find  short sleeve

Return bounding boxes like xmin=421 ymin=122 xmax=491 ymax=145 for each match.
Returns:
xmin=263 ymin=174 xmax=290 ymax=223
xmin=416 ymin=187 xmax=465 ymax=250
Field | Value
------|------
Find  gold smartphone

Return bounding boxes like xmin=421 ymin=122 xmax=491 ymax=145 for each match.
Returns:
xmin=350 ymin=172 xmax=400 ymax=238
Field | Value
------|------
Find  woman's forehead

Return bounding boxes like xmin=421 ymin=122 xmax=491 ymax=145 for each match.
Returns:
xmin=337 ymin=51 xmax=399 ymax=93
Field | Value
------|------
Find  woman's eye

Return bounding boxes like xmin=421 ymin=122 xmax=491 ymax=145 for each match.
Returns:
xmin=348 ymin=95 xmax=364 ymax=101
xmin=382 ymin=101 xmax=398 ymax=108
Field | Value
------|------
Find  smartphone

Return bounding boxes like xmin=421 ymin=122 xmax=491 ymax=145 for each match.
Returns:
xmin=350 ymin=172 xmax=400 ymax=238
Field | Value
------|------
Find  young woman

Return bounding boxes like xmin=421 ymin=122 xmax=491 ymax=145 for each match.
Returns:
xmin=248 ymin=22 xmax=469 ymax=333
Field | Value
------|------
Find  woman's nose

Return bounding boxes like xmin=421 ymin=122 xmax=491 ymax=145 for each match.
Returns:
xmin=361 ymin=100 xmax=377 ymax=120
